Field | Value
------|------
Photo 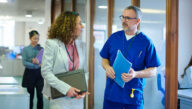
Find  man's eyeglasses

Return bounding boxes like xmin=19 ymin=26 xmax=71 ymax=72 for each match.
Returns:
xmin=119 ymin=15 xmax=137 ymax=21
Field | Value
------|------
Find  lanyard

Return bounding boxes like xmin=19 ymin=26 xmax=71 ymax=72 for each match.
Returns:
xmin=123 ymin=32 xmax=138 ymax=57
xmin=65 ymin=45 xmax=75 ymax=70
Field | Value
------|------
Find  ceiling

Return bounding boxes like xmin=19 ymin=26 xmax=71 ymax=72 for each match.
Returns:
xmin=0 ymin=0 xmax=45 ymax=22
xmin=93 ymin=0 xmax=166 ymax=26
xmin=0 ymin=0 xmax=166 ymax=24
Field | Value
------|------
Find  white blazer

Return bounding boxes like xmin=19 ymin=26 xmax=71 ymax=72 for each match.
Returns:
xmin=41 ymin=39 xmax=88 ymax=98
xmin=180 ymin=66 xmax=192 ymax=88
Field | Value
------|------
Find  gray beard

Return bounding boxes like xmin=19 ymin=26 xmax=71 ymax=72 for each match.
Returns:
xmin=122 ymin=24 xmax=131 ymax=32
xmin=124 ymin=28 xmax=131 ymax=33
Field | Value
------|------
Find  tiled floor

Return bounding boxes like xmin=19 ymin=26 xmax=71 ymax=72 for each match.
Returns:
xmin=14 ymin=76 xmax=50 ymax=109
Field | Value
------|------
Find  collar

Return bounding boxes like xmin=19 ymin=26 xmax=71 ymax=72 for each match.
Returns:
xmin=125 ymin=33 xmax=134 ymax=40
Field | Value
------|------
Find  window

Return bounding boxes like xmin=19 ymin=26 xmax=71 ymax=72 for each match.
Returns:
xmin=0 ymin=20 xmax=15 ymax=49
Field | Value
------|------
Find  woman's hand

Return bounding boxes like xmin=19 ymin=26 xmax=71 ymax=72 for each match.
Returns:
xmin=32 ymin=58 xmax=39 ymax=64
xmin=75 ymin=91 xmax=90 ymax=99
xmin=66 ymin=87 xmax=80 ymax=98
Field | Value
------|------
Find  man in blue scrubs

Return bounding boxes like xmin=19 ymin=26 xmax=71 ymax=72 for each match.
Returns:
xmin=100 ymin=6 xmax=161 ymax=109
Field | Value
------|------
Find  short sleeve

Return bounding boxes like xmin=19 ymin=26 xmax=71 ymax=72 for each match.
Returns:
xmin=100 ymin=37 xmax=112 ymax=59
xmin=144 ymin=41 xmax=161 ymax=68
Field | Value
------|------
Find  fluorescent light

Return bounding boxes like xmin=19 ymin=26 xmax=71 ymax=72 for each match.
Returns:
xmin=25 ymin=15 xmax=32 ymax=17
xmin=98 ymin=6 xmax=107 ymax=9
xmin=0 ymin=64 xmax=3 ymax=69
xmin=141 ymin=8 xmax=165 ymax=14
xmin=25 ymin=11 xmax=32 ymax=18
xmin=0 ymin=0 xmax=8 ymax=3
xmin=38 ymin=22 xmax=44 ymax=25
xmin=0 ymin=16 xmax=13 ymax=20
xmin=38 ymin=19 xmax=44 ymax=24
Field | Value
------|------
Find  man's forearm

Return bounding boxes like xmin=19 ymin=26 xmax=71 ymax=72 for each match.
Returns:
xmin=102 ymin=58 xmax=111 ymax=70
xmin=135 ymin=67 xmax=157 ymax=78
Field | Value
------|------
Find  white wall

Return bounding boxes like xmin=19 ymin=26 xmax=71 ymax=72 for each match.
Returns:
xmin=178 ymin=0 xmax=192 ymax=82
xmin=141 ymin=23 xmax=165 ymax=109
xmin=15 ymin=22 xmax=25 ymax=46
xmin=0 ymin=20 xmax=15 ymax=48
xmin=43 ymin=0 xmax=51 ymax=47
xmin=14 ymin=22 xmax=46 ymax=47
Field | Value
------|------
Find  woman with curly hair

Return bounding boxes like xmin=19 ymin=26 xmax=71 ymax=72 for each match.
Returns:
xmin=41 ymin=11 xmax=89 ymax=109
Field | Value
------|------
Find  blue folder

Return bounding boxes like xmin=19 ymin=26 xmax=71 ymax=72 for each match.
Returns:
xmin=113 ymin=50 xmax=132 ymax=88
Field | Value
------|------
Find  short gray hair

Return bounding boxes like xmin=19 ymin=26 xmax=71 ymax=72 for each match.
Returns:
xmin=124 ymin=6 xmax=142 ymax=20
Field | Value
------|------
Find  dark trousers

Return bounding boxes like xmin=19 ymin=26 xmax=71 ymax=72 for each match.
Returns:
xmin=27 ymin=78 xmax=43 ymax=109
xmin=103 ymin=99 xmax=143 ymax=109
xmin=22 ymin=68 xmax=44 ymax=109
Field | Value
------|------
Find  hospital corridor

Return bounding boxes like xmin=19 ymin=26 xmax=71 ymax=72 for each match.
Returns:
xmin=0 ymin=0 xmax=192 ymax=109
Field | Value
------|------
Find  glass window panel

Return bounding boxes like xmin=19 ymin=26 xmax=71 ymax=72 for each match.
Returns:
xmin=112 ymin=0 xmax=131 ymax=33
xmin=75 ymin=0 xmax=86 ymax=42
xmin=178 ymin=0 xmax=192 ymax=87
xmin=0 ymin=27 xmax=3 ymax=46
xmin=94 ymin=0 xmax=107 ymax=109
xmin=140 ymin=0 xmax=166 ymax=109
xmin=0 ymin=20 xmax=15 ymax=48
xmin=64 ymin=0 xmax=72 ymax=11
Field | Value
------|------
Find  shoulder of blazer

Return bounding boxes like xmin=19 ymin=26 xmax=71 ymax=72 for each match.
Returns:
xmin=46 ymin=38 xmax=58 ymax=45
xmin=46 ymin=39 xmax=63 ymax=48
xmin=45 ymin=39 xmax=62 ymax=58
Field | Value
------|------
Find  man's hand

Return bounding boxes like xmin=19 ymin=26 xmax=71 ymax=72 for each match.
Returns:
xmin=105 ymin=66 xmax=115 ymax=79
xmin=102 ymin=58 xmax=115 ymax=79
xmin=121 ymin=68 xmax=137 ymax=82
xmin=66 ymin=87 xmax=80 ymax=98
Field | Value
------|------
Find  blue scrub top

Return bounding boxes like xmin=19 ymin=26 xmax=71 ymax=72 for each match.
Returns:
xmin=100 ymin=30 xmax=161 ymax=105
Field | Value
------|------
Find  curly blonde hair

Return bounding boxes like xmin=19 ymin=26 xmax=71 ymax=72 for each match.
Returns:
xmin=48 ymin=11 xmax=79 ymax=44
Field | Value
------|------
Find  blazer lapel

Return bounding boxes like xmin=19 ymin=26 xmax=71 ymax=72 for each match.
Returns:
xmin=58 ymin=40 xmax=68 ymax=71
